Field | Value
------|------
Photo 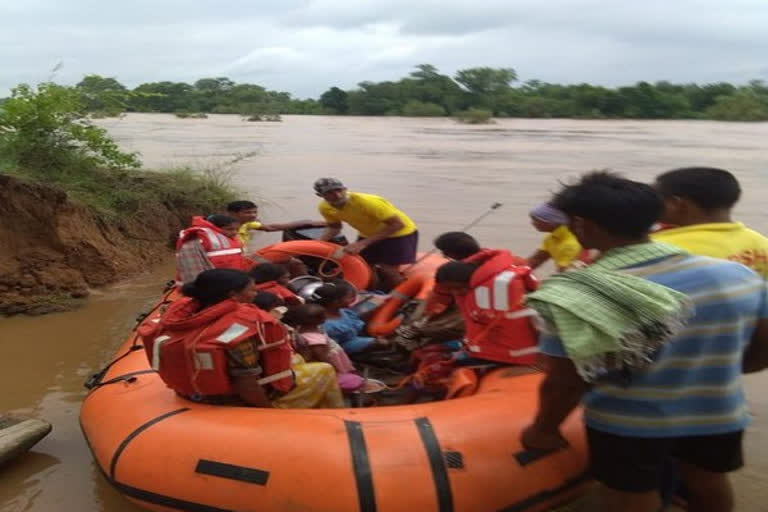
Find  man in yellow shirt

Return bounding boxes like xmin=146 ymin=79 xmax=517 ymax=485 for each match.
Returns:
xmin=652 ymin=167 xmax=768 ymax=278
xmin=314 ymin=178 xmax=418 ymax=286
xmin=527 ymin=202 xmax=583 ymax=272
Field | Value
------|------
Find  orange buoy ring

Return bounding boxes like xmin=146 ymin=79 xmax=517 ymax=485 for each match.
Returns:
xmin=255 ymin=240 xmax=373 ymax=290
xmin=367 ymin=273 xmax=432 ymax=336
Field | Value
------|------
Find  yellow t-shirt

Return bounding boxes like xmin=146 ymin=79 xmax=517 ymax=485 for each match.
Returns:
xmin=237 ymin=221 xmax=263 ymax=245
xmin=540 ymin=225 xmax=582 ymax=268
xmin=652 ymin=222 xmax=768 ymax=278
xmin=318 ymin=192 xmax=417 ymax=238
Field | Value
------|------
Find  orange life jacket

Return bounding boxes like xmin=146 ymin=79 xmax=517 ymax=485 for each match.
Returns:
xmin=254 ymin=281 xmax=304 ymax=305
xmin=138 ymin=298 xmax=293 ymax=398
xmin=176 ymin=217 xmax=250 ymax=272
xmin=424 ymin=249 xmax=528 ymax=316
xmin=457 ymin=249 xmax=539 ymax=365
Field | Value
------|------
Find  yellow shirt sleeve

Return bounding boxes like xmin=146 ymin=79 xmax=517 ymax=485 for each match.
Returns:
xmin=237 ymin=221 xmax=263 ymax=244
xmin=551 ymin=239 xmax=581 ymax=268
xmin=542 ymin=226 xmax=582 ymax=268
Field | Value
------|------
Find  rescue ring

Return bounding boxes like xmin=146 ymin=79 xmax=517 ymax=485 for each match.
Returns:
xmin=255 ymin=240 xmax=374 ymax=290
xmin=367 ymin=273 xmax=433 ymax=336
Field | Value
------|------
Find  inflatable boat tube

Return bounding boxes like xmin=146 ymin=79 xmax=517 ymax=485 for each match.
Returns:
xmin=256 ymin=240 xmax=373 ymax=290
xmin=81 ymin=329 xmax=589 ymax=512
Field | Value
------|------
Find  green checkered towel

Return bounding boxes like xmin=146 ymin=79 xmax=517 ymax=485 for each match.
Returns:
xmin=525 ymin=242 xmax=694 ymax=381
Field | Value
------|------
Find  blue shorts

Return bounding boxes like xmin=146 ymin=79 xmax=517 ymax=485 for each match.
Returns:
xmin=359 ymin=231 xmax=419 ymax=265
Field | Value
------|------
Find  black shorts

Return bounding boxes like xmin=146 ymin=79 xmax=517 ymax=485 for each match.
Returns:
xmin=359 ymin=231 xmax=419 ymax=265
xmin=587 ymin=427 xmax=744 ymax=492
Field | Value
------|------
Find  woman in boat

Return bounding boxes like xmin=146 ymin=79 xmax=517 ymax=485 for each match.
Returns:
xmin=175 ymin=214 xmax=252 ymax=284
xmin=139 ymin=268 xmax=343 ymax=408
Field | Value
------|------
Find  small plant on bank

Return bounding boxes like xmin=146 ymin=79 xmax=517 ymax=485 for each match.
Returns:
xmin=454 ymin=108 xmax=495 ymax=124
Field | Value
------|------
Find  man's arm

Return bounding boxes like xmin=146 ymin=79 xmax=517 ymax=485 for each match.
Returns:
xmin=521 ymin=353 xmax=588 ymax=451
xmin=259 ymin=220 xmax=328 ymax=232
xmin=320 ymin=222 xmax=343 ymax=241
xmin=527 ymin=249 xmax=551 ymax=271
xmin=743 ymin=318 xmax=768 ymax=373
xmin=344 ymin=215 xmax=404 ymax=254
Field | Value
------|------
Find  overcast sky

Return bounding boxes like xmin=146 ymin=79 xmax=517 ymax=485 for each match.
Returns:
xmin=2 ymin=0 xmax=767 ymax=98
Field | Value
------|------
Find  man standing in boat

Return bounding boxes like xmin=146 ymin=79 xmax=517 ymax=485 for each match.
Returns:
xmin=314 ymin=178 xmax=418 ymax=289
xmin=521 ymin=172 xmax=768 ymax=512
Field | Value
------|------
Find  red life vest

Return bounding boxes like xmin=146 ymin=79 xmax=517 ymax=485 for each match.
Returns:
xmin=254 ymin=281 xmax=304 ymax=305
xmin=457 ymin=249 xmax=539 ymax=365
xmin=424 ymin=249 xmax=528 ymax=316
xmin=176 ymin=217 xmax=250 ymax=272
xmin=138 ymin=298 xmax=293 ymax=398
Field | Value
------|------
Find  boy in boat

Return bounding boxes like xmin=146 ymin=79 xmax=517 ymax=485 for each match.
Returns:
xmin=432 ymin=250 xmax=539 ymax=366
xmin=521 ymin=171 xmax=768 ymax=512
xmin=652 ymin=167 xmax=768 ymax=277
xmin=226 ymin=200 xmax=327 ymax=249
xmin=527 ymin=202 xmax=584 ymax=272
xmin=395 ymin=232 xmax=528 ymax=351
xmin=313 ymin=178 xmax=418 ymax=290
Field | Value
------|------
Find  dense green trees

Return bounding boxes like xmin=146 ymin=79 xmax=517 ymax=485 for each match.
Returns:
xmin=10 ymin=66 xmax=764 ymax=121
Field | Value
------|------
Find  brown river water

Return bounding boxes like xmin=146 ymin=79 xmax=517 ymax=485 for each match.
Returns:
xmin=1 ymin=114 xmax=767 ymax=511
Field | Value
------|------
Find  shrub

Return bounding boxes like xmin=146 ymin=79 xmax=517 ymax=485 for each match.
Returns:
xmin=705 ymin=93 xmax=768 ymax=121
xmin=401 ymin=100 xmax=447 ymax=117
xmin=454 ymin=108 xmax=494 ymax=124
xmin=0 ymin=82 xmax=141 ymax=172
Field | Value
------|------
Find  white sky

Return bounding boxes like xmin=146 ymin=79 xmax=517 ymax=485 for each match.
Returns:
xmin=2 ymin=0 xmax=766 ymax=97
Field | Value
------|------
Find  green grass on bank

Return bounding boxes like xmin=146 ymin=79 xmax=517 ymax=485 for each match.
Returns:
xmin=1 ymin=163 xmax=238 ymax=219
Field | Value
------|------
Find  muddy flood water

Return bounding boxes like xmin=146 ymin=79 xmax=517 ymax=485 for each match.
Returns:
xmin=1 ymin=114 xmax=767 ymax=511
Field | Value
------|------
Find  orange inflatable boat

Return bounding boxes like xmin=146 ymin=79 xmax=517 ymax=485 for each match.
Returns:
xmin=80 ymin=245 xmax=590 ymax=512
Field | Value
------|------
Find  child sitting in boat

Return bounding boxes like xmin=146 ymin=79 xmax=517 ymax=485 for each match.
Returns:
xmin=526 ymin=202 xmax=584 ymax=272
xmin=309 ymin=280 xmax=389 ymax=354
xmin=253 ymin=291 xmax=288 ymax=320
xmin=282 ymin=303 xmax=385 ymax=394
xmin=249 ymin=263 xmax=304 ymax=305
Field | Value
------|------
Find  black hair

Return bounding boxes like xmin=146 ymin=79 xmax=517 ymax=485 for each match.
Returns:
xmin=248 ymin=263 xmax=289 ymax=284
xmin=226 ymin=200 xmax=257 ymax=212
xmin=181 ymin=269 xmax=252 ymax=308
xmin=282 ymin=303 xmax=327 ymax=327
xmin=435 ymin=261 xmax=478 ymax=285
xmin=207 ymin=214 xmax=239 ymax=228
xmin=551 ymin=171 xmax=662 ymax=238
xmin=308 ymin=280 xmax=355 ymax=307
xmin=434 ymin=232 xmax=481 ymax=260
xmin=252 ymin=291 xmax=285 ymax=311
xmin=655 ymin=167 xmax=741 ymax=210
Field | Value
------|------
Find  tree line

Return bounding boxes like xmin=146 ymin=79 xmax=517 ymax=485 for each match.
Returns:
xmin=11 ymin=64 xmax=768 ymax=121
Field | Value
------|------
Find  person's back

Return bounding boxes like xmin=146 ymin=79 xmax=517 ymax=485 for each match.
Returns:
xmin=571 ymin=254 xmax=764 ymax=437
xmin=435 ymin=250 xmax=539 ymax=365
xmin=653 ymin=223 xmax=768 ymax=277
xmin=653 ymin=167 xmax=768 ymax=277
